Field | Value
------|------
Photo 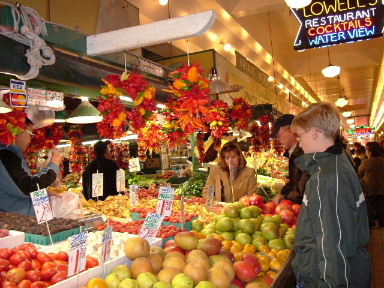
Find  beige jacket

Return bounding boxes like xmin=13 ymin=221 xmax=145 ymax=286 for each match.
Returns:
xmin=206 ymin=165 xmax=257 ymax=202
xmin=358 ymin=157 xmax=384 ymax=196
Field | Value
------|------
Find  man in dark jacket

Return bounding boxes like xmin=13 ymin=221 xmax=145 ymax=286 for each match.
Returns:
xmin=82 ymin=140 xmax=119 ymax=200
xmin=271 ymin=114 xmax=309 ymax=204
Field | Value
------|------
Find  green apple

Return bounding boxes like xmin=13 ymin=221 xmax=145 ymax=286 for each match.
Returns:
xmin=284 ymin=236 xmax=294 ymax=249
xmin=239 ymin=207 xmax=252 ymax=219
xmin=252 ymin=231 xmax=262 ymax=238
xmin=232 ymin=218 xmax=240 ymax=231
xmin=250 ymin=206 xmax=261 ymax=217
xmin=192 ymin=219 xmax=204 ymax=232
xmin=221 ymin=232 xmax=234 ymax=240
xmin=214 ymin=215 xmax=225 ymax=223
xmin=234 ymin=230 xmax=242 ymax=237
xmin=262 ymin=215 xmax=275 ymax=224
xmin=153 ymin=282 xmax=172 ymax=288
xmin=224 ymin=205 xmax=240 ymax=218
xmin=250 ymin=217 xmax=262 ymax=231
xmin=201 ymin=228 xmax=215 ymax=236
xmin=239 ymin=219 xmax=255 ymax=234
xmin=216 ymin=217 xmax=234 ymax=232
xmin=233 ymin=202 xmax=245 ymax=209
xmin=268 ymin=239 xmax=286 ymax=250
xmin=261 ymin=226 xmax=278 ymax=241
xmin=205 ymin=223 xmax=216 ymax=230
xmin=271 ymin=214 xmax=283 ymax=225
xmin=137 ymin=272 xmax=158 ymax=288
xmin=171 ymin=273 xmax=194 ymax=288
xmin=235 ymin=233 xmax=252 ymax=245
xmin=195 ymin=281 xmax=217 ymax=288
xmin=260 ymin=222 xmax=277 ymax=231
xmin=105 ymin=273 xmax=121 ymax=288
xmin=112 ymin=265 xmax=131 ymax=280
xmin=119 ymin=279 xmax=138 ymax=288
xmin=252 ymin=236 xmax=267 ymax=248
xmin=279 ymin=223 xmax=289 ymax=238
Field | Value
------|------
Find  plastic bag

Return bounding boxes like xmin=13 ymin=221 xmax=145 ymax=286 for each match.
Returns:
xmin=50 ymin=192 xmax=80 ymax=219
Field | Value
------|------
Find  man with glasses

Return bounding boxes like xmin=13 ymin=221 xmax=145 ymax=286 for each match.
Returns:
xmin=271 ymin=114 xmax=309 ymax=204
xmin=0 ymin=118 xmax=62 ymax=215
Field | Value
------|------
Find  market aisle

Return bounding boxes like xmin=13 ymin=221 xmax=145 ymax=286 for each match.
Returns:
xmin=368 ymin=228 xmax=384 ymax=288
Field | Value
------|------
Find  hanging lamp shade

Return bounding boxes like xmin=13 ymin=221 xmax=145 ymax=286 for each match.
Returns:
xmin=342 ymin=111 xmax=352 ymax=118
xmin=210 ymin=68 xmax=229 ymax=94
xmin=335 ymin=97 xmax=348 ymax=107
xmin=322 ymin=64 xmax=341 ymax=78
xmin=66 ymin=97 xmax=102 ymax=124
xmin=285 ymin=0 xmax=312 ymax=9
xmin=54 ymin=110 xmax=68 ymax=123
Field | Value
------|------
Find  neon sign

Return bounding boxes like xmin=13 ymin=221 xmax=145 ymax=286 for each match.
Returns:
xmin=292 ymin=0 xmax=384 ymax=50
xmin=348 ymin=125 xmax=375 ymax=135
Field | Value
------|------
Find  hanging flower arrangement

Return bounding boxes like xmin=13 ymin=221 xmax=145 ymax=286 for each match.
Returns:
xmin=0 ymin=110 xmax=27 ymax=145
xmin=206 ymin=100 xmax=230 ymax=149
xmin=229 ymin=97 xmax=253 ymax=130
xmin=165 ymin=63 xmax=211 ymax=135
xmin=68 ymin=126 xmax=87 ymax=173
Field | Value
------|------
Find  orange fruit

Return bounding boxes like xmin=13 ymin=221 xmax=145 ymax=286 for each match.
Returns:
xmin=87 ymin=278 xmax=108 ymax=288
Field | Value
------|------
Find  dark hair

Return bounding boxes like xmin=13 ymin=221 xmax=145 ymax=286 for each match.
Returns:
xmin=25 ymin=118 xmax=33 ymax=126
xmin=94 ymin=141 xmax=110 ymax=158
xmin=353 ymin=142 xmax=362 ymax=148
xmin=366 ymin=141 xmax=383 ymax=157
xmin=219 ymin=141 xmax=246 ymax=171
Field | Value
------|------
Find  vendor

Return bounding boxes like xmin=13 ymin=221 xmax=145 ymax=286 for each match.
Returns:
xmin=82 ymin=140 xmax=119 ymax=200
xmin=0 ymin=119 xmax=62 ymax=215
xmin=206 ymin=141 xmax=257 ymax=202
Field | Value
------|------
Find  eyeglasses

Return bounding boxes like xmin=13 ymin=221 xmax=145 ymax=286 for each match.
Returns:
xmin=296 ymin=129 xmax=311 ymax=142
xmin=25 ymin=130 xmax=34 ymax=136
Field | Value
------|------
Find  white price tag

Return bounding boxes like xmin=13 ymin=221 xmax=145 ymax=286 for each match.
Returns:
xmin=116 ymin=169 xmax=126 ymax=193
xmin=129 ymin=185 xmax=139 ymax=206
xmin=129 ymin=158 xmax=141 ymax=172
xmin=68 ymin=231 xmax=88 ymax=277
xmin=30 ymin=189 xmax=53 ymax=224
xmin=156 ymin=187 xmax=175 ymax=216
xmin=101 ymin=226 xmax=113 ymax=263
xmin=46 ymin=90 xmax=64 ymax=109
xmin=139 ymin=213 xmax=163 ymax=242
xmin=92 ymin=173 xmax=104 ymax=197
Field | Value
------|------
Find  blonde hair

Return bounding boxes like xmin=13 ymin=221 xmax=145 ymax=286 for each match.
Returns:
xmin=291 ymin=102 xmax=340 ymax=140
xmin=218 ymin=141 xmax=246 ymax=171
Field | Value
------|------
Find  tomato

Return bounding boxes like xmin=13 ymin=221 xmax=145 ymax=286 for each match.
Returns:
xmin=54 ymin=264 xmax=68 ymax=274
xmin=35 ymin=253 xmax=51 ymax=264
xmin=85 ymin=256 xmax=99 ymax=269
xmin=9 ymin=254 xmax=25 ymax=267
xmin=1 ymin=281 xmax=17 ymax=288
xmin=17 ymin=261 xmax=31 ymax=271
xmin=40 ymin=268 xmax=55 ymax=281
xmin=5 ymin=268 xmax=26 ymax=283
xmin=55 ymin=252 xmax=68 ymax=262
xmin=23 ymin=248 xmax=37 ymax=259
xmin=25 ymin=270 xmax=41 ymax=282
xmin=53 ymin=260 xmax=66 ymax=265
xmin=29 ymin=282 xmax=49 ymax=288
xmin=50 ymin=271 xmax=67 ymax=284
xmin=16 ymin=280 xmax=32 ymax=288
xmin=47 ymin=253 xmax=57 ymax=261
xmin=18 ymin=244 xmax=35 ymax=251
xmin=40 ymin=262 xmax=56 ymax=271
xmin=0 ymin=259 xmax=10 ymax=272
xmin=0 ymin=249 xmax=11 ymax=259
xmin=30 ymin=260 xmax=41 ymax=271
xmin=12 ymin=251 xmax=30 ymax=261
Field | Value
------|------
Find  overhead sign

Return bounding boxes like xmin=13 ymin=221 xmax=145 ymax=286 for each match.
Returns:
xmin=348 ymin=125 xmax=374 ymax=135
xmin=292 ymin=0 xmax=384 ymax=50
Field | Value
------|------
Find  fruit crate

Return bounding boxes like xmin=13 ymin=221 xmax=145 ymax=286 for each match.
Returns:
xmin=272 ymin=250 xmax=295 ymax=288
xmin=162 ymin=218 xmax=196 ymax=231
xmin=0 ymin=230 xmax=25 ymax=249
xmin=25 ymin=227 xmax=82 ymax=245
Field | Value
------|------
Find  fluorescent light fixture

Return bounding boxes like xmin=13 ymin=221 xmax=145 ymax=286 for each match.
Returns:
xmin=120 ymin=95 xmax=133 ymax=102
xmin=342 ymin=111 xmax=352 ymax=118
xmin=66 ymin=97 xmax=103 ymax=124
xmin=285 ymin=0 xmax=312 ymax=9
xmin=159 ymin=0 xmax=168 ymax=5
xmin=156 ymin=103 xmax=167 ymax=109
xmin=346 ymin=118 xmax=354 ymax=124
xmin=223 ymin=43 xmax=233 ymax=52
xmin=321 ymin=65 xmax=341 ymax=78
xmin=335 ymin=97 xmax=349 ymax=107
xmin=267 ymin=76 xmax=275 ymax=82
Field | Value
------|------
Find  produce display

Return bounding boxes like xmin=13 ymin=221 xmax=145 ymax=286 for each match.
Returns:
xmin=0 ymin=213 xmax=83 ymax=236
xmin=177 ymin=172 xmax=208 ymax=197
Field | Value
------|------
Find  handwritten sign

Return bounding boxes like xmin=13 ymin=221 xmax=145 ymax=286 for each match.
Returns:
xmin=156 ymin=187 xmax=175 ymax=216
xmin=139 ymin=213 xmax=163 ymax=242
xmin=92 ymin=173 xmax=103 ymax=198
xmin=101 ymin=226 xmax=113 ymax=263
xmin=68 ymin=231 xmax=88 ymax=276
xmin=116 ymin=169 xmax=126 ymax=193
xmin=129 ymin=185 xmax=139 ymax=206
xmin=30 ymin=189 xmax=53 ymax=224
xmin=129 ymin=158 xmax=141 ymax=172
xmin=46 ymin=90 xmax=64 ymax=109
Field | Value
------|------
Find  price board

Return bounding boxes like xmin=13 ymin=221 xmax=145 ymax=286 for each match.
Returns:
xmin=30 ymin=189 xmax=53 ymax=224
xmin=101 ymin=226 xmax=113 ymax=263
xmin=156 ymin=187 xmax=175 ymax=216
xmin=92 ymin=172 xmax=103 ymax=198
xmin=116 ymin=169 xmax=126 ymax=193
xmin=139 ymin=213 xmax=163 ymax=242
xmin=68 ymin=231 xmax=88 ymax=276
xmin=129 ymin=185 xmax=139 ymax=206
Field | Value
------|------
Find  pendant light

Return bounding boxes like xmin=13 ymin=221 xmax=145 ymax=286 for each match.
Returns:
xmin=209 ymin=68 xmax=228 ymax=94
xmin=66 ymin=97 xmax=102 ymax=124
xmin=285 ymin=0 xmax=312 ymax=9
xmin=0 ymin=90 xmax=12 ymax=114
xmin=335 ymin=77 xmax=349 ymax=107
xmin=346 ymin=118 xmax=354 ymax=125
xmin=54 ymin=110 xmax=68 ymax=123
xmin=322 ymin=48 xmax=341 ymax=78
xmin=342 ymin=111 xmax=352 ymax=118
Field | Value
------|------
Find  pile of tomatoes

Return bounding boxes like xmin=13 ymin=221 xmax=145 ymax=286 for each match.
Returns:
xmin=163 ymin=212 xmax=197 ymax=223
xmin=0 ymin=243 xmax=99 ymax=288
xmin=137 ymin=187 xmax=159 ymax=199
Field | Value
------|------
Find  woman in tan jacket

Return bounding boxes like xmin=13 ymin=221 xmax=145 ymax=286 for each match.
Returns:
xmin=206 ymin=141 xmax=257 ymax=202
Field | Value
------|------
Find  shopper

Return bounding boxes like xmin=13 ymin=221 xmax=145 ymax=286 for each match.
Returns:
xmin=82 ymin=140 xmax=119 ymax=200
xmin=358 ymin=141 xmax=384 ymax=228
xmin=291 ymin=102 xmax=371 ymax=287
xmin=0 ymin=119 xmax=62 ymax=215
xmin=271 ymin=114 xmax=309 ymax=204
xmin=206 ymin=141 xmax=257 ymax=202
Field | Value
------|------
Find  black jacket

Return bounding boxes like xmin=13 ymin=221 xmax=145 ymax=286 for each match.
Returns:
xmin=82 ymin=157 xmax=119 ymax=200
xmin=280 ymin=144 xmax=310 ymax=204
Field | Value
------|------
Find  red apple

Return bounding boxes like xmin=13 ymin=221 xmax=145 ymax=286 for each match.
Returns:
xmin=279 ymin=209 xmax=295 ymax=226
xmin=291 ymin=204 xmax=301 ymax=216
xmin=197 ymin=238 xmax=222 ymax=256
xmin=243 ymin=254 xmax=261 ymax=274
xmin=239 ymin=196 xmax=250 ymax=207
xmin=249 ymin=194 xmax=264 ymax=208
xmin=262 ymin=202 xmax=276 ymax=214
xmin=231 ymin=278 xmax=246 ymax=288
xmin=275 ymin=203 xmax=293 ymax=214
xmin=280 ymin=200 xmax=293 ymax=206
xmin=233 ymin=261 xmax=258 ymax=282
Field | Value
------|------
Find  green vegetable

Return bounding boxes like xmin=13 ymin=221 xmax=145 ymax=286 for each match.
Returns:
xmin=178 ymin=172 xmax=208 ymax=197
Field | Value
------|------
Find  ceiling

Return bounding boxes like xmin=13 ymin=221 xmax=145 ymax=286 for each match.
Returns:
xmin=127 ymin=0 xmax=384 ymax=130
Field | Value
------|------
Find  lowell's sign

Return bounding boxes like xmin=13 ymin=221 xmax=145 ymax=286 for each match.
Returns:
xmin=292 ymin=0 xmax=384 ymax=50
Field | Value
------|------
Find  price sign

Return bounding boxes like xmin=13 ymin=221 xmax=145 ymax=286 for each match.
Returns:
xmin=116 ymin=169 xmax=126 ymax=193
xmin=207 ymin=185 xmax=215 ymax=207
xmin=156 ymin=187 xmax=175 ymax=216
xmin=92 ymin=173 xmax=103 ymax=197
xmin=46 ymin=90 xmax=64 ymax=109
xmin=101 ymin=226 xmax=113 ymax=263
xmin=30 ymin=189 xmax=53 ymax=224
xmin=139 ymin=213 xmax=163 ymax=242
xmin=129 ymin=185 xmax=139 ymax=206
xmin=68 ymin=231 xmax=88 ymax=277
xmin=129 ymin=158 xmax=141 ymax=172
